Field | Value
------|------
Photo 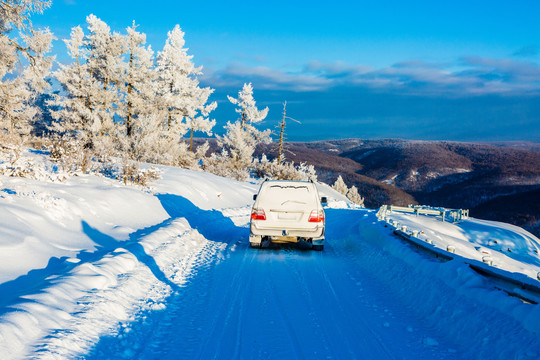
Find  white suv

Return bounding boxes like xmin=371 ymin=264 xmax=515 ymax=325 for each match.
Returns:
xmin=249 ymin=180 xmax=326 ymax=250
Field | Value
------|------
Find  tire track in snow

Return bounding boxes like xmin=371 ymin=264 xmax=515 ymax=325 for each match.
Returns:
xmin=197 ymin=241 xmax=256 ymax=359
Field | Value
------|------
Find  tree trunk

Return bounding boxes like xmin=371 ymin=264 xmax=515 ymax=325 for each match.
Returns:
xmin=277 ymin=102 xmax=287 ymax=164
xmin=241 ymin=111 xmax=246 ymax=131
xmin=126 ymin=48 xmax=134 ymax=137
xmin=190 ymin=127 xmax=194 ymax=152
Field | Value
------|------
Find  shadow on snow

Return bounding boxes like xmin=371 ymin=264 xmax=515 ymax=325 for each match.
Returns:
xmin=0 ymin=194 xmax=241 ymax=315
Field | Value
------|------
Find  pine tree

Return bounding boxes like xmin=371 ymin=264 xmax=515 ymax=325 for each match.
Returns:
xmin=156 ymin=25 xmax=216 ymax=153
xmin=85 ymin=14 xmax=126 ymax=138
xmin=185 ymin=87 xmax=217 ymax=152
xmin=332 ymin=175 xmax=349 ymax=195
xmin=346 ymin=185 xmax=365 ymax=206
xmin=227 ymin=83 xmax=269 ymax=130
xmin=49 ymin=25 xmax=99 ymax=141
xmin=0 ymin=0 xmax=53 ymax=138
xmin=206 ymin=83 xmax=271 ymax=180
xmin=222 ymin=83 xmax=271 ymax=167
xmin=122 ymin=21 xmax=156 ymax=139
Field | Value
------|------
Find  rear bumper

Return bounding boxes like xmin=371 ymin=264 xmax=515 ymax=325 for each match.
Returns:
xmin=249 ymin=223 xmax=324 ymax=244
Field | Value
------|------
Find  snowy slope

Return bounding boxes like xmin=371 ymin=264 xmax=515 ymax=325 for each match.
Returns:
xmin=1 ymin=151 xmax=540 ymax=359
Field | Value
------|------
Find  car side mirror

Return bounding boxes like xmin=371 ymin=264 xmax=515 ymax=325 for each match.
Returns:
xmin=320 ymin=196 xmax=327 ymax=205
xmin=253 ymin=194 xmax=257 ymax=201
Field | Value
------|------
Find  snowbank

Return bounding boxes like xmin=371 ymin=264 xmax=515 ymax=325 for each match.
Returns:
xmin=382 ymin=211 xmax=540 ymax=282
xmin=0 ymin=155 xmax=257 ymax=359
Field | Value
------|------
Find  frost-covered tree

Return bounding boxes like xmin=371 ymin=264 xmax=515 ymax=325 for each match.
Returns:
xmin=332 ymin=175 xmax=348 ymax=195
xmin=346 ymin=185 xmax=364 ymax=206
xmin=185 ymin=87 xmax=216 ymax=152
xmin=85 ymin=14 xmax=126 ymax=137
xmin=50 ymin=18 xmax=218 ymax=170
xmin=228 ymin=82 xmax=269 ymax=130
xmin=49 ymin=26 xmax=100 ymax=141
xmin=156 ymin=25 xmax=216 ymax=152
xmin=0 ymin=0 xmax=53 ymax=137
xmin=121 ymin=21 xmax=156 ymax=139
xmin=220 ymin=83 xmax=271 ymax=170
xmin=52 ymin=15 xmax=125 ymax=143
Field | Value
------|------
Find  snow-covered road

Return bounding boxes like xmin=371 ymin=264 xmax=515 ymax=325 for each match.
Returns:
xmin=86 ymin=198 xmax=540 ymax=359
xmin=86 ymin=204 xmax=446 ymax=359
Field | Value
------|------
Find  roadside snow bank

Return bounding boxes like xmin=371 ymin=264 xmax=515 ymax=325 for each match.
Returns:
xmin=383 ymin=211 xmax=540 ymax=282
xmin=0 ymin=218 xmax=221 ymax=359
xmin=0 ymin=155 xmax=257 ymax=360
xmin=0 ymin=175 xmax=168 ymax=283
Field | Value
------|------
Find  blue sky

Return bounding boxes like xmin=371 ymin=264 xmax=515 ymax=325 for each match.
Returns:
xmin=35 ymin=0 xmax=540 ymax=141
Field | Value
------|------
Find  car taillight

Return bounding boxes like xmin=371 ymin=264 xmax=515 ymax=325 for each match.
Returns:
xmin=251 ymin=209 xmax=266 ymax=220
xmin=308 ymin=209 xmax=324 ymax=222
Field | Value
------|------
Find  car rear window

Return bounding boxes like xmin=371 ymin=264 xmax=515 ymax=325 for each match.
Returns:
xmin=258 ymin=184 xmax=317 ymax=207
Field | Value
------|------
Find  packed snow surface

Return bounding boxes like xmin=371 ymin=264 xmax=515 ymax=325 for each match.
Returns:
xmin=1 ymin=154 xmax=540 ymax=359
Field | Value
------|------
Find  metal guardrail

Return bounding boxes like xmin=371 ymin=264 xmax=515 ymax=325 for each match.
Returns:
xmin=377 ymin=204 xmax=469 ymax=223
xmin=375 ymin=207 xmax=540 ymax=302
xmin=392 ymin=229 xmax=540 ymax=304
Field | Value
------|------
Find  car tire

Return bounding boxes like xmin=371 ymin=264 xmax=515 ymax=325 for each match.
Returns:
xmin=250 ymin=242 xmax=261 ymax=249
xmin=312 ymin=244 xmax=324 ymax=251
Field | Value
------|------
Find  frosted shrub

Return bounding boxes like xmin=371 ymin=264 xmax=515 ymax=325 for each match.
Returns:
xmin=98 ymin=161 xmax=121 ymax=180
xmin=296 ymin=163 xmax=318 ymax=182
xmin=332 ymin=175 xmax=349 ymax=195
xmin=121 ymin=160 xmax=161 ymax=186
xmin=137 ymin=166 xmax=162 ymax=186
xmin=173 ymin=142 xmax=210 ymax=170
xmin=0 ymin=135 xmax=68 ymax=182
xmin=203 ymin=150 xmax=250 ymax=181
xmin=0 ymin=134 xmax=32 ymax=178
xmin=331 ymin=175 xmax=365 ymax=206
xmin=47 ymin=137 xmax=93 ymax=174
xmin=346 ymin=185 xmax=365 ymax=206
xmin=174 ymin=141 xmax=210 ymax=170
xmin=253 ymin=155 xmax=318 ymax=181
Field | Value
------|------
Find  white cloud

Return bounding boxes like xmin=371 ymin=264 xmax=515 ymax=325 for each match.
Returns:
xmin=204 ymin=62 xmax=332 ymax=91
xmin=203 ymin=57 xmax=540 ymax=97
